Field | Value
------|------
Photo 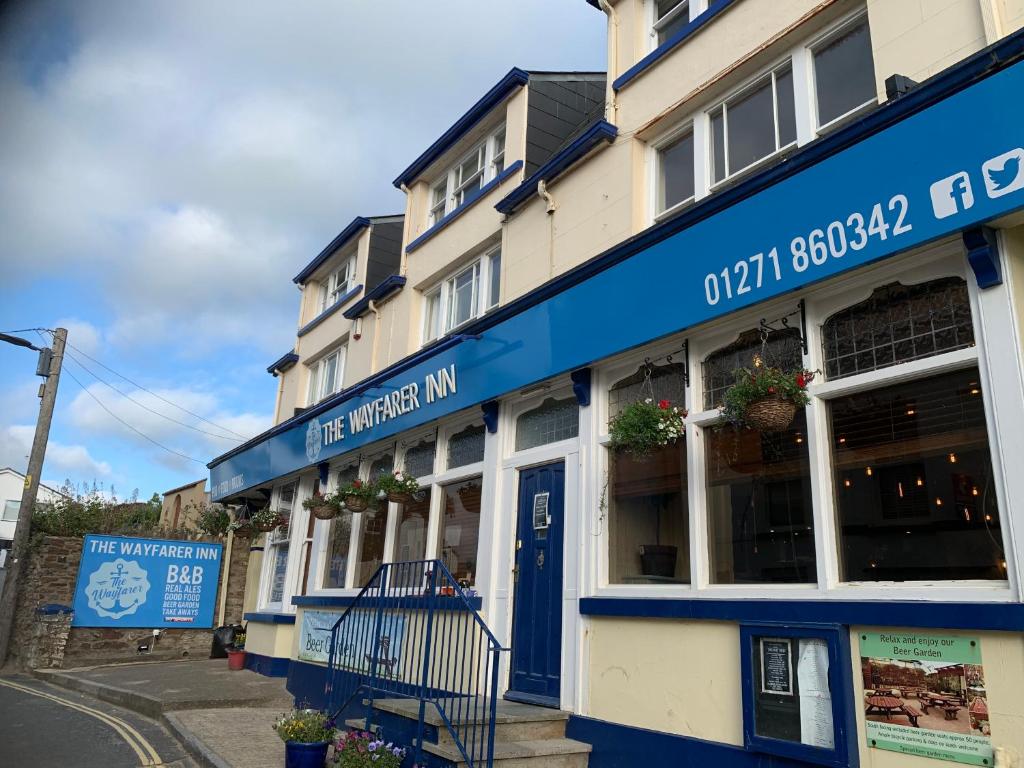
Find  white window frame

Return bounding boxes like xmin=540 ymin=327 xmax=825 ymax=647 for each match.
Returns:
xmin=646 ymin=10 xmax=876 ymax=224
xmin=807 ymin=9 xmax=878 ymax=134
xmin=257 ymin=478 xmax=304 ymax=612
xmin=306 ymin=345 xmax=347 ymax=405
xmin=649 ymin=0 xmax=691 ymax=50
xmin=309 ymin=416 xmax=489 ymax=596
xmin=2 ymin=500 xmax=19 ymax=522
xmin=428 ymin=125 xmax=508 ymax=226
xmin=707 ymin=60 xmax=797 ymax=187
xmin=594 ymin=338 xmax=694 ymax=595
xmin=422 ymin=245 xmax=502 ymax=344
xmin=318 ymin=253 xmax=357 ymax=314
xmin=586 ymin=240 xmax=1019 ymax=603
xmin=652 ymin=121 xmax=697 ymax=221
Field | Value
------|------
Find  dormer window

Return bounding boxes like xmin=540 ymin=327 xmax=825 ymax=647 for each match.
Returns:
xmin=428 ymin=126 xmax=508 ymax=226
xmin=318 ymin=254 xmax=357 ymax=313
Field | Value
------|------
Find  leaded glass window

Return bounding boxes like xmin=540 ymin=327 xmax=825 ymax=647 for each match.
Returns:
xmin=369 ymin=453 xmax=394 ymax=479
xmin=821 ymin=278 xmax=974 ymax=380
xmin=702 ymin=329 xmax=803 ymax=409
xmin=336 ymin=463 xmax=359 ymax=487
xmin=515 ymin=397 xmax=579 ymax=451
xmin=608 ymin=362 xmax=687 ymax=417
xmin=447 ymin=423 xmax=485 ymax=469
xmin=403 ymin=438 xmax=436 ymax=479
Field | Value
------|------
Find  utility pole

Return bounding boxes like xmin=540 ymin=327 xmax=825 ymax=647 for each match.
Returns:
xmin=0 ymin=327 xmax=67 ymax=666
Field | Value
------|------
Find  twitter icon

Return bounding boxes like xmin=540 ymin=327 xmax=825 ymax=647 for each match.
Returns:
xmin=982 ymin=148 xmax=1024 ymax=199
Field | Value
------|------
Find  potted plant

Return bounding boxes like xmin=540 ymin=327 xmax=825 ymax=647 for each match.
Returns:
xmin=723 ymin=366 xmax=815 ymax=432
xmin=274 ymin=708 xmax=336 ymax=768
xmin=608 ymin=398 xmax=687 ymax=460
xmin=332 ymin=730 xmax=405 ymax=767
xmin=338 ymin=478 xmax=375 ymax=512
xmin=302 ymin=491 xmax=340 ymax=521
xmin=376 ymin=471 xmax=420 ymax=504
xmin=249 ymin=506 xmax=285 ymax=533
xmin=227 ymin=630 xmax=246 ymax=671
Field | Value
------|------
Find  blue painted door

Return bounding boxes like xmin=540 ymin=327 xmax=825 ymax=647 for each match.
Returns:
xmin=508 ymin=461 xmax=565 ymax=707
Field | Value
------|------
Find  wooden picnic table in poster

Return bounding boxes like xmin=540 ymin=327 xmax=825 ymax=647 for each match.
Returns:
xmin=865 ymin=696 xmax=904 ymax=719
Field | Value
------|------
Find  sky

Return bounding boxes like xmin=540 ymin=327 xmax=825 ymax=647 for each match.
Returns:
xmin=0 ymin=0 xmax=606 ymax=500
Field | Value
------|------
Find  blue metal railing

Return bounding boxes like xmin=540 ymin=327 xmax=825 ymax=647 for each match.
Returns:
xmin=325 ymin=560 xmax=508 ymax=768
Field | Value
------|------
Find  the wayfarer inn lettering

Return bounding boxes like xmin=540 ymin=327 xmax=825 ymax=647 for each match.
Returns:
xmin=315 ymin=364 xmax=457 ymax=453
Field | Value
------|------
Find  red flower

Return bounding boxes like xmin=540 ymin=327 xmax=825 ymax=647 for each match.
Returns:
xmin=796 ymin=373 xmax=806 ymax=388
xmin=352 ymin=479 xmax=362 ymax=488
xmin=768 ymin=386 xmax=776 ymax=395
xmin=658 ymin=399 xmax=670 ymax=409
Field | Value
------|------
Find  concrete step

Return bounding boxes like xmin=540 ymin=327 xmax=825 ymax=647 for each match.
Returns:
xmin=421 ymin=737 xmax=592 ymax=768
xmin=436 ymin=717 xmax=567 ymax=747
xmin=370 ymin=697 xmax=570 ymax=728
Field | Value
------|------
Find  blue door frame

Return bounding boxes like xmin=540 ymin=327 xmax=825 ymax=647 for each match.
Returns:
xmin=507 ymin=461 xmax=565 ymax=707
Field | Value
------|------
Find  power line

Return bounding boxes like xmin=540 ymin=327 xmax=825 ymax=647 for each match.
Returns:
xmin=40 ymin=331 xmax=251 ymax=440
xmin=62 ymin=349 xmax=243 ymax=443
xmin=61 ymin=366 xmax=206 ymax=465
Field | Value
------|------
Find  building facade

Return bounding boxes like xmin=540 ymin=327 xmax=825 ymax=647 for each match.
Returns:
xmin=0 ymin=467 xmax=62 ymax=566
xmin=159 ymin=478 xmax=209 ymax=530
xmin=213 ymin=1 xmax=1024 ymax=765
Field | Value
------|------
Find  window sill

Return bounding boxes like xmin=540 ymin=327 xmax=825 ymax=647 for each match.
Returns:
xmin=613 ymin=0 xmax=740 ymax=92
xmin=293 ymin=593 xmax=483 ymax=611
xmin=406 ymin=160 xmax=523 ymax=254
xmin=244 ymin=611 xmax=296 ymax=625
xmin=579 ymin=593 xmax=1022 ymax=631
xmin=296 ymin=284 xmax=363 ymax=337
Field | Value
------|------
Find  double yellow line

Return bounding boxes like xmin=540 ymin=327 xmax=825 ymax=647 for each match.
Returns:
xmin=0 ymin=677 xmax=163 ymax=766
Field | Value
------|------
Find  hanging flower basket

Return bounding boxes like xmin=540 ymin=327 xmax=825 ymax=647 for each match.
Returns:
xmin=608 ymin=399 xmax=687 ymax=460
xmin=742 ymin=396 xmax=798 ymax=432
xmin=249 ymin=507 xmax=284 ymax=532
xmin=227 ymin=520 xmax=255 ymax=538
xmin=723 ymin=366 xmax=815 ymax=433
xmin=302 ymin=492 xmax=339 ymax=521
xmin=376 ymin=471 xmax=420 ymax=505
xmin=338 ymin=478 xmax=375 ymax=513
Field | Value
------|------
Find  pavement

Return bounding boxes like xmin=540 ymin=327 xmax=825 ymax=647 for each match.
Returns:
xmin=29 ymin=658 xmax=296 ymax=768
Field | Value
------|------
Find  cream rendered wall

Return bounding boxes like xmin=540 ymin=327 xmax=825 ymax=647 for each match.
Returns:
xmin=502 ymin=140 xmax=634 ymax=301
xmin=274 ymin=366 xmax=301 ymax=425
xmin=615 ymin=0 xmax=848 ymax=133
xmin=587 ymin=617 xmax=744 ymax=746
xmin=1002 ymin=224 xmax=1024 ymax=364
xmin=1005 ymin=0 xmax=1024 ymax=31
xmin=379 ymin=89 xmax=529 ymax=372
xmin=850 ymin=627 xmax=1024 ymax=765
xmin=246 ymin=620 xmax=294 ymax=659
xmin=866 ymin=0 xmax=987 ymax=101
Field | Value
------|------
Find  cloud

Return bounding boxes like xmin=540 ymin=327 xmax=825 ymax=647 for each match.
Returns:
xmin=65 ymin=379 xmax=269 ymax=462
xmin=0 ymin=424 xmax=111 ymax=480
xmin=54 ymin=318 xmax=102 ymax=356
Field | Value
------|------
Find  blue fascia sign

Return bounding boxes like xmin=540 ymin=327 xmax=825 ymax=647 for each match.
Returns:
xmin=72 ymin=535 xmax=223 ymax=628
xmin=211 ymin=50 xmax=1024 ymax=501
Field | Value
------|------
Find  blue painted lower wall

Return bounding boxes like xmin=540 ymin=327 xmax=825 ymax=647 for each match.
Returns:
xmin=567 ymin=716 xmax=812 ymax=768
xmin=245 ymin=652 xmax=290 ymax=677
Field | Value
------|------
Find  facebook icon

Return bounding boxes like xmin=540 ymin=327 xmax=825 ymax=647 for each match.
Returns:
xmin=930 ymin=171 xmax=975 ymax=219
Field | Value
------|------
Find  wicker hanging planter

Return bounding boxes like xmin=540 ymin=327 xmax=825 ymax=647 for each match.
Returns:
xmin=344 ymin=495 xmax=368 ymax=512
xmin=229 ymin=523 xmax=255 ymax=539
xmin=254 ymin=518 xmax=281 ymax=533
xmin=387 ymin=491 xmax=413 ymax=505
xmin=309 ymin=504 xmax=337 ymax=521
xmin=742 ymin=396 xmax=797 ymax=433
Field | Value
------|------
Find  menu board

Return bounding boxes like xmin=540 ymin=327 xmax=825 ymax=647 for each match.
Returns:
xmin=761 ymin=638 xmax=794 ymax=695
xmin=752 ymin=634 xmax=834 ymax=749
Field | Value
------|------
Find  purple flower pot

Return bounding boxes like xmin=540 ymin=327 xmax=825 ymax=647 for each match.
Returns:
xmin=285 ymin=740 xmax=329 ymax=768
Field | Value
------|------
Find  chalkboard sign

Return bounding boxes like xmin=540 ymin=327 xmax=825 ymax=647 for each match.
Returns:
xmin=761 ymin=638 xmax=794 ymax=695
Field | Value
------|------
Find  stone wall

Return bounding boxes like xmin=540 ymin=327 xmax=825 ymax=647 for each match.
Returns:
xmin=11 ymin=533 xmax=250 ymax=669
